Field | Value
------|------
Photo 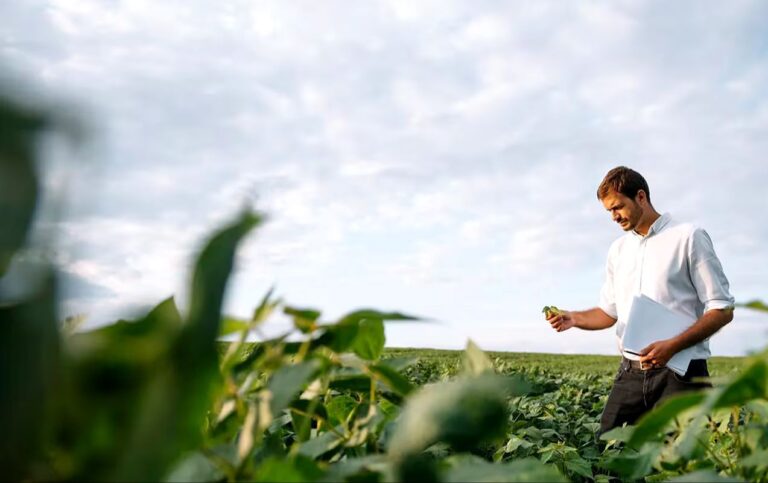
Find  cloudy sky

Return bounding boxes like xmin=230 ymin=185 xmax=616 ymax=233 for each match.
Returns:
xmin=2 ymin=0 xmax=767 ymax=355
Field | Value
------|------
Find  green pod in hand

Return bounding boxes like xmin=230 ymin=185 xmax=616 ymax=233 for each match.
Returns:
xmin=542 ymin=306 xmax=561 ymax=319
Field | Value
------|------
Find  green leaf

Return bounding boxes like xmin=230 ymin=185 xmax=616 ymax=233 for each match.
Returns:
xmin=252 ymin=286 xmax=279 ymax=323
xmin=665 ymin=470 xmax=743 ymax=482
xmin=230 ymin=340 xmax=269 ymax=374
xmin=320 ymin=455 xmax=391 ymax=483
xmin=290 ymin=409 xmax=312 ymax=442
xmin=220 ymin=287 xmax=280 ymax=371
xmin=339 ymin=309 xmax=422 ymax=323
xmin=165 ymin=451 xmax=225 ymax=482
xmin=736 ymin=299 xmax=768 ymax=312
xmin=284 ymin=306 xmax=321 ymax=321
xmin=711 ymin=360 xmax=768 ymax=408
xmin=254 ymin=455 xmax=324 ymax=482
xmin=0 ymin=96 xmax=45 ymax=276
xmin=463 ymin=339 xmax=495 ymax=375
xmin=316 ymin=320 xmax=360 ymax=353
xmin=677 ymin=360 xmax=768 ymax=459
xmin=219 ymin=316 xmax=250 ymax=336
xmin=503 ymin=435 xmax=533 ymax=453
xmin=328 ymin=373 xmax=372 ymax=392
xmin=396 ymin=453 xmax=440 ymax=483
xmin=537 ymin=444 xmax=556 ymax=463
xmin=564 ymin=456 xmax=593 ymax=479
xmin=353 ymin=317 xmax=385 ymax=360
xmin=315 ymin=308 xmax=418 ymax=355
xmin=114 ymin=211 xmax=261 ymax=481
xmin=296 ymin=427 xmax=345 ymax=459
xmin=181 ymin=210 xmax=263 ymax=357
xmin=441 ymin=455 xmax=565 ymax=482
xmin=503 ymin=374 xmax=536 ymax=397
xmin=369 ymin=363 xmax=414 ymax=396
xmin=601 ymin=443 xmax=662 ymax=480
xmin=269 ymin=360 xmax=322 ymax=418
xmin=325 ymin=395 xmax=357 ymax=427
xmin=564 ymin=457 xmax=592 ymax=479
xmin=599 ymin=425 xmax=635 ymax=443
xmin=582 ymin=422 xmax=601 ymax=433
xmin=289 ymin=399 xmax=329 ymax=422
xmin=284 ymin=306 xmax=321 ymax=334
xmin=627 ymin=391 xmax=706 ymax=448
xmin=289 ymin=400 xmax=329 ymax=443
xmin=0 ymin=272 xmax=59 ymax=479
xmin=84 ymin=298 xmax=182 ymax=352
xmin=388 ymin=374 xmax=517 ymax=459
xmin=739 ymin=448 xmax=768 ymax=468
xmin=56 ymin=297 xmax=189 ymax=480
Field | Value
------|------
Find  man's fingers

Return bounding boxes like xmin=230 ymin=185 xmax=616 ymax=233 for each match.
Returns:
xmin=639 ymin=342 xmax=656 ymax=355
xmin=548 ymin=313 xmax=571 ymax=331
xmin=639 ymin=350 xmax=657 ymax=364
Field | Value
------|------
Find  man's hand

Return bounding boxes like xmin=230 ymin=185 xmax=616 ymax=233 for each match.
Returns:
xmin=547 ymin=310 xmax=576 ymax=332
xmin=639 ymin=338 xmax=681 ymax=368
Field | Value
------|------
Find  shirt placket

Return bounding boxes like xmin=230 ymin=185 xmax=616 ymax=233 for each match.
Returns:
xmin=637 ymin=237 xmax=647 ymax=295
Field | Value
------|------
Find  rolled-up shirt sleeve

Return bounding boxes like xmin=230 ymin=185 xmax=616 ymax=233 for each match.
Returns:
xmin=598 ymin=246 xmax=618 ymax=319
xmin=689 ymin=228 xmax=735 ymax=312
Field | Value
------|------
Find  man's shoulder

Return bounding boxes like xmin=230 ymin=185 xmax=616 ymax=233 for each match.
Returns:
xmin=661 ymin=217 xmax=704 ymax=239
xmin=658 ymin=219 xmax=719 ymax=256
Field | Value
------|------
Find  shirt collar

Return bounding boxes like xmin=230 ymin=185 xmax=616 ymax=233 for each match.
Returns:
xmin=632 ymin=212 xmax=671 ymax=238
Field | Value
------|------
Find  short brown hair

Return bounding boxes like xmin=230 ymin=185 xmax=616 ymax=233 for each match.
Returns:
xmin=597 ymin=166 xmax=651 ymax=203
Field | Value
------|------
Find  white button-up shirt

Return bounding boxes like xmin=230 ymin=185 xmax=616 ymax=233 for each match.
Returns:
xmin=598 ymin=212 xmax=735 ymax=360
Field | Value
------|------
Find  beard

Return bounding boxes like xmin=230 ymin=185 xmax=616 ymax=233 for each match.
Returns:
xmin=619 ymin=205 xmax=644 ymax=231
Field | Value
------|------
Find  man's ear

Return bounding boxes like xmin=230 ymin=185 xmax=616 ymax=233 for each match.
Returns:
xmin=635 ymin=189 xmax=648 ymax=206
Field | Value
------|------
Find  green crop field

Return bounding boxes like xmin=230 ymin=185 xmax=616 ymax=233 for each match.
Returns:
xmin=383 ymin=348 xmax=747 ymax=378
xmin=4 ymin=85 xmax=768 ymax=482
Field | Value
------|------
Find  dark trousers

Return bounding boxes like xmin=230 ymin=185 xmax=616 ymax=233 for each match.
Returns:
xmin=599 ymin=358 xmax=712 ymax=435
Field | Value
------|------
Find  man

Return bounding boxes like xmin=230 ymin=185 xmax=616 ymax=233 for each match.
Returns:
xmin=546 ymin=166 xmax=734 ymax=434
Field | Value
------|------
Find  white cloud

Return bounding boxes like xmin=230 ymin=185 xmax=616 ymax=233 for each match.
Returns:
xmin=4 ymin=0 xmax=767 ymax=355
xmin=388 ymin=241 xmax=454 ymax=286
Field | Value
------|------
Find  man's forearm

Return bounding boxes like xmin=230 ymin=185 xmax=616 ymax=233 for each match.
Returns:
xmin=670 ymin=308 xmax=733 ymax=353
xmin=572 ymin=307 xmax=617 ymax=330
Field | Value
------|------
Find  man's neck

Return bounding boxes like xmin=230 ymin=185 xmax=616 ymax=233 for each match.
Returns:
xmin=634 ymin=210 xmax=662 ymax=236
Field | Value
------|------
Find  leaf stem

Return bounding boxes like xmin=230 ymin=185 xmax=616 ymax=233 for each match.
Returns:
xmin=694 ymin=434 xmax=730 ymax=472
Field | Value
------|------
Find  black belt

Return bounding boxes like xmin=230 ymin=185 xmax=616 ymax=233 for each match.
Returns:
xmin=625 ymin=359 xmax=657 ymax=370
xmin=622 ymin=357 xmax=707 ymax=372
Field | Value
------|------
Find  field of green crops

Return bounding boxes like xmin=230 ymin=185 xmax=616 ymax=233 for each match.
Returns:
xmin=4 ymin=81 xmax=768 ymax=483
xmin=384 ymin=348 xmax=747 ymax=379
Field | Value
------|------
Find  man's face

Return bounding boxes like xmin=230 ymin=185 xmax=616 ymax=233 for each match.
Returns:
xmin=601 ymin=190 xmax=644 ymax=232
